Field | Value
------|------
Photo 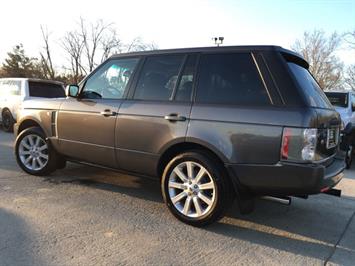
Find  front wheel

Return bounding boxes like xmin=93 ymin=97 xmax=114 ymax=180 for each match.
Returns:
xmin=15 ymin=127 xmax=58 ymax=175
xmin=161 ymin=151 xmax=233 ymax=226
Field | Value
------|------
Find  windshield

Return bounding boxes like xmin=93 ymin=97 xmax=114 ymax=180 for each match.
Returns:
xmin=324 ymin=92 xmax=348 ymax=108
xmin=287 ymin=62 xmax=333 ymax=109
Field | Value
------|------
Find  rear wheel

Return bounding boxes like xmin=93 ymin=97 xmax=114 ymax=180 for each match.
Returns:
xmin=161 ymin=151 xmax=233 ymax=226
xmin=2 ymin=109 xmax=15 ymax=132
xmin=15 ymin=127 xmax=58 ymax=175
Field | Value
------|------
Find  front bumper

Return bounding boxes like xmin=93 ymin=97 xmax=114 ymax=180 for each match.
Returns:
xmin=226 ymin=153 xmax=345 ymax=196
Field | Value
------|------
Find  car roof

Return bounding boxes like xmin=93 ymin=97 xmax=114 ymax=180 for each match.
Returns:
xmin=0 ymin=77 xmax=64 ymax=86
xmin=109 ymin=45 xmax=307 ymax=67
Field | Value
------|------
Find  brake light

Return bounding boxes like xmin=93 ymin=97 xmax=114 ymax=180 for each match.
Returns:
xmin=281 ymin=128 xmax=291 ymax=160
xmin=281 ymin=127 xmax=318 ymax=162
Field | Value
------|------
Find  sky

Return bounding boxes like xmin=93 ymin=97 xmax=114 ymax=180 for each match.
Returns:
xmin=0 ymin=0 xmax=354 ymax=69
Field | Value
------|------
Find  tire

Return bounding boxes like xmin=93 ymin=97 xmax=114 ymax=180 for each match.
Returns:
xmin=2 ymin=109 xmax=15 ymax=132
xmin=161 ymin=151 xmax=234 ymax=227
xmin=346 ymin=146 xmax=353 ymax=169
xmin=15 ymin=127 xmax=58 ymax=175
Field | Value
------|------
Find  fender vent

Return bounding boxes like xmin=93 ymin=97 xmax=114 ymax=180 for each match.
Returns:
xmin=51 ymin=111 xmax=58 ymax=137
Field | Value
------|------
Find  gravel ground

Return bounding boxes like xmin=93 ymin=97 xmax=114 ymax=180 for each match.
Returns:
xmin=0 ymin=130 xmax=355 ymax=266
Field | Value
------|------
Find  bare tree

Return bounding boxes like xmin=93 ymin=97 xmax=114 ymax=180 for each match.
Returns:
xmin=292 ymin=30 xmax=344 ymax=90
xmin=100 ymin=28 xmax=122 ymax=62
xmin=342 ymin=29 xmax=355 ymax=90
xmin=125 ymin=37 xmax=158 ymax=52
xmin=345 ymin=64 xmax=355 ymax=90
xmin=79 ymin=18 xmax=123 ymax=72
xmin=343 ymin=30 xmax=355 ymax=49
xmin=61 ymin=30 xmax=85 ymax=84
xmin=39 ymin=25 xmax=55 ymax=79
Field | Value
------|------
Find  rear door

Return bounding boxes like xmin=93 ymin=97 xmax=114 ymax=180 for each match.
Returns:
xmin=116 ymin=54 xmax=197 ymax=176
xmin=57 ymin=57 xmax=139 ymax=167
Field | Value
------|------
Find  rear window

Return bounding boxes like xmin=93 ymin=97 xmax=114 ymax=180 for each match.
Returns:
xmin=196 ymin=53 xmax=270 ymax=105
xmin=287 ymin=62 xmax=332 ymax=109
xmin=325 ymin=92 xmax=348 ymax=108
xmin=29 ymin=82 xmax=65 ymax=98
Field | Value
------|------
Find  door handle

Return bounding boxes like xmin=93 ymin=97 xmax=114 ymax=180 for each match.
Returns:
xmin=164 ymin=114 xmax=187 ymax=122
xmin=100 ymin=110 xmax=118 ymax=117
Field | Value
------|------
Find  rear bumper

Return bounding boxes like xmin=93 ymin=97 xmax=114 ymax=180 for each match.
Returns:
xmin=226 ymin=152 xmax=345 ymax=196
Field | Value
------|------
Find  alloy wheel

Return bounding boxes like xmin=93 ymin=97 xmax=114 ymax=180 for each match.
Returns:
xmin=168 ymin=161 xmax=216 ymax=218
xmin=19 ymin=134 xmax=49 ymax=171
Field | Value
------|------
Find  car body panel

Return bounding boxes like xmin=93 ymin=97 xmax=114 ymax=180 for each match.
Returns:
xmin=116 ymin=100 xmax=192 ymax=176
xmin=56 ymin=98 xmax=122 ymax=168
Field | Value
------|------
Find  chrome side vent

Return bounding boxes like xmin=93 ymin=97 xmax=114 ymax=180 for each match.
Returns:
xmin=51 ymin=111 xmax=58 ymax=137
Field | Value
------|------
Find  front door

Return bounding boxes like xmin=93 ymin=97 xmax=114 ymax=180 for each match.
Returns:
xmin=57 ymin=57 xmax=139 ymax=167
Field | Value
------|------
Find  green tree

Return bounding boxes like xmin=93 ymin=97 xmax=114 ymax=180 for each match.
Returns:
xmin=1 ymin=44 xmax=39 ymax=78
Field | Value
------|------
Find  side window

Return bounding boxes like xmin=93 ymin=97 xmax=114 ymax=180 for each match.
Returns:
xmin=1 ymin=80 xmax=21 ymax=96
xmin=29 ymin=82 xmax=65 ymax=98
xmin=196 ymin=53 xmax=270 ymax=105
xmin=82 ymin=58 xmax=139 ymax=99
xmin=174 ymin=55 xmax=197 ymax=101
xmin=133 ymin=55 xmax=184 ymax=101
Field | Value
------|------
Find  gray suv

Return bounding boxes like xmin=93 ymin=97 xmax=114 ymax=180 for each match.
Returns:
xmin=14 ymin=46 xmax=345 ymax=226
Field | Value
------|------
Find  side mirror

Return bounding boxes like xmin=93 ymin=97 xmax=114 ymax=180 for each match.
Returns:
xmin=65 ymin=84 xmax=79 ymax=98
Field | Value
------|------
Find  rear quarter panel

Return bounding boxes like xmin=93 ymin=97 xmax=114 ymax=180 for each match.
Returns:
xmin=188 ymin=104 xmax=318 ymax=164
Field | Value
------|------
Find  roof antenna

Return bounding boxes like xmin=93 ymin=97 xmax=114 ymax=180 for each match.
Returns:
xmin=212 ymin=37 xmax=224 ymax=47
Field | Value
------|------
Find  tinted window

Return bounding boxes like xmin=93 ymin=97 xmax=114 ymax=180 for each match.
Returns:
xmin=0 ymin=80 xmax=21 ymax=96
xmin=325 ymin=92 xmax=348 ymax=108
xmin=29 ymin=82 xmax=65 ymax=98
xmin=134 ymin=55 xmax=184 ymax=101
xmin=174 ymin=55 xmax=197 ymax=101
xmin=196 ymin=53 xmax=270 ymax=105
xmin=287 ymin=62 xmax=332 ymax=109
xmin=83 ymin=58 xmax=138 ymax=99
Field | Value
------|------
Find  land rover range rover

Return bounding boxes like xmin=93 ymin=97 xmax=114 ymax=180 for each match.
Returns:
xmin=14 ymin=46 xmax=345 ymax=226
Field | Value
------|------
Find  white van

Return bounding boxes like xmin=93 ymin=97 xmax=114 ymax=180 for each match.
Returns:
xmin=0 ymin=78 xmax=65 ymax=132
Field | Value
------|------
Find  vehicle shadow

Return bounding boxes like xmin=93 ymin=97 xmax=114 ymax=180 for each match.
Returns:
xmin=46 ymin=163 xmax=355 ymax=261
xmin=46 ymin=162 xmax=163 ymax=204
xmin=0 ymin=208 xmax=44 ymax=266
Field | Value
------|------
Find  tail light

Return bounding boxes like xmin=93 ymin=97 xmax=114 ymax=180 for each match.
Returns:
xmin=281 ymin=127 xmax=318 ymax=162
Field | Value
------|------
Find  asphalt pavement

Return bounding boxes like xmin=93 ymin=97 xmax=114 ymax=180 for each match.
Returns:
xmin=0 ymin=130 xmax=354 ymax=266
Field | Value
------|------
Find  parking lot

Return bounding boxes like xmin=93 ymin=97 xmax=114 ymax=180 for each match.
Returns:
xmin=0 ymin=129 xmax=354 ymax=266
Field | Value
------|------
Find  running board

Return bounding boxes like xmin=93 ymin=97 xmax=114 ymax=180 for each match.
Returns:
xmin=261 ymin=196 xmax=291 ymax=205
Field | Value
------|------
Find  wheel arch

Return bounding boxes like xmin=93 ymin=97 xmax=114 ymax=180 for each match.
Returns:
xmin=157 ymin=140 xmax=229 ymax=179
xmin=16 ymin=118 xmax=46 ymax=136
